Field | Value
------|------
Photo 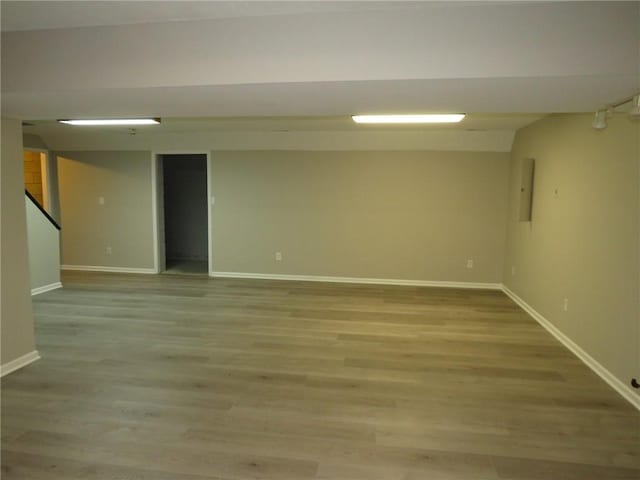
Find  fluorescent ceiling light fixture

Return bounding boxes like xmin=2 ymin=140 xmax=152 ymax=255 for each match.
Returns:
xmin=352 ymin=114 xmax=465 ymax=124
xmin=58 ymin=118 xmax=160 ymax=126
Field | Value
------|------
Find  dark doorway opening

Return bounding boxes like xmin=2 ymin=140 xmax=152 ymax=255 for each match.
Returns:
xmin=161 ymin=154 xmax=208 ymax=275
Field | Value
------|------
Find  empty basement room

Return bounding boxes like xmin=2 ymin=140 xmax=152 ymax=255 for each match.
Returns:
xmin=1 ymin=1 xmax=639 ymax=479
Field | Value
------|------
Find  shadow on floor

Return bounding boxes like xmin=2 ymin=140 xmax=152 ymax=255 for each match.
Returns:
xmin=163 ymin=259 xmax=208 ymax=276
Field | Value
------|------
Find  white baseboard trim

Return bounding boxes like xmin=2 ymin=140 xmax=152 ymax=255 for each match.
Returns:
xmin=62 ymin=265 xmax=156 ymax=274
xmin=1 ymin=350 xmax=40 ymax=377
xmin=210 ymin=271 xmax=502 ymax=290
xmin=31 ymin=282 xmax=62 ymax=296
xmin=502 ymin=285 xmax=640 ymax=411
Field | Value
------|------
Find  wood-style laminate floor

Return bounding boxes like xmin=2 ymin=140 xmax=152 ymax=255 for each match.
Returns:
xmin=2 ymin=272 xmax=639 ymax=480
xmin=164 ymin=259 xmax=208 ymax=276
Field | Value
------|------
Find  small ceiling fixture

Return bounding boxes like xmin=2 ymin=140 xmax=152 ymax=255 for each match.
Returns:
xmin=58 ymin=118 xmax=160 ymax=126
xmin=592 ymin=110 xmax=608 ymax=130
xmin=629 ymin=95 xmax=640 ymax=118
xmin=352 ymin=114 xmax=465 ymax=124
xmin=592 ymin=92 xmax=640 ymax=129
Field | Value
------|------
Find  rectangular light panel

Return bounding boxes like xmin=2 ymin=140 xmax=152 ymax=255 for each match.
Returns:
xmin=58 ymin=118 xmax=160 ymax=126
xmin=352 ymin=114 xmax=465 ymax=124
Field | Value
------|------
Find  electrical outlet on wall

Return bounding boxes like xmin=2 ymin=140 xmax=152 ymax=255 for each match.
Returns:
xmin=563 ymin=298 xmax=569 ymax=311
xmin=511 ymin=265 xmax=516 ymax=276
xmin=275 ymin=252 xmax=282 ymax=261
xmin=98 ymin=196 xmax=105 ymax=205
xmin=466 ymin=259 xmax=474 ymax=269
xmin=106 ymin=246 xmax=112 ymax=255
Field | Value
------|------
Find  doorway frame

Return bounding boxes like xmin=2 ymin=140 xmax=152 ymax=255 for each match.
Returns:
xmin=151 ymin=151 xmax=213 ymax=275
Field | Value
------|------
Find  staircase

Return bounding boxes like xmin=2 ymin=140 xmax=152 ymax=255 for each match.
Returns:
xmin=25 ymin=190 xmax=62 ymax=295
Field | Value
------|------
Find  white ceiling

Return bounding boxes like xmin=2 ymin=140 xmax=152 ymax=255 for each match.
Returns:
xmin=25 ymin=114 xmax=544 ymax=134
xmin=22 ymin=113 xmax=544 ymax=152
xmin=1 ymin=1 xmax=442 ymax=32
xmin=2 ymin=1 xmax=639 ymax=151
xmin=25 ymin=116 xmax=533 ymax=153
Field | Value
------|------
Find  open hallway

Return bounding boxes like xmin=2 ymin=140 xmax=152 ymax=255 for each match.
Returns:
xmin=2 ymin=272 xmax=638 ymax=480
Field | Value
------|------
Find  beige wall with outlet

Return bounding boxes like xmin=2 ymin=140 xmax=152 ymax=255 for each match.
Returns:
xmin=1 ymin=118 xmax=37 ymax=366
xmin=53 ymin=148 xmax=509 ymax=283
xmin=211 ymin=150 xmax=510 ymax=282
xmin=503 ymin=113 xmax=640 ymax=389
xmin=57 ymin=151 xmax=154 ymax=270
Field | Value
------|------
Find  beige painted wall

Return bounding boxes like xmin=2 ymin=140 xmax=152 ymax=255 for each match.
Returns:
xmin=23 ymin=133 xmax=48 ymax=150
xmin=504 ymin=113 xmax=640 ymax=390
xmin=25 ymin=197 xmax=61 ymax=291
xmin=1 ymin=118 xmax=37 ymax=365
xmin=57 ymin=151 xmax=154 ymax=270
xmin=211 ymin=150 xmax=510 ymax=282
